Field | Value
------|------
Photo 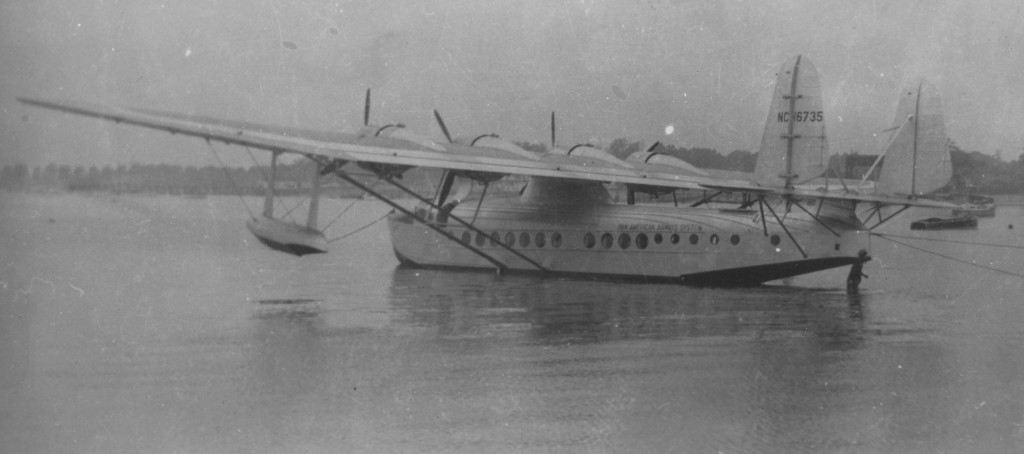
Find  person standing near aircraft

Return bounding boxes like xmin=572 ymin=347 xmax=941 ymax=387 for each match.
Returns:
xmin=847 ymin=249 xmax=871 ymax=292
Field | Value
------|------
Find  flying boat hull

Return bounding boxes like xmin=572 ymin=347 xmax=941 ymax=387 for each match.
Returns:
xmin=388 ymin=199 xmax=870 ymax=286
xmin=19 ymin=55 xmax=954 ymax=287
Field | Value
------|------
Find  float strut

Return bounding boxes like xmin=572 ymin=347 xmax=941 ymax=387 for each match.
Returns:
xmin=381 ymin=176 xmax=550 ymax=273
xmin=763 ymin=198 xmax=808 ymax=258
xmin=330 ymin=170 xmax=510 ymax=273
xmin=869 ymin=205 xmax=911 ymax=230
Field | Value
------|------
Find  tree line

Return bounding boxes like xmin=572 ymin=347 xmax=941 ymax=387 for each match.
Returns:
xmin=0 ymin=162 xmax=304 ymax=195
xmin=2 ymin=141 xmax=1020 ymax=195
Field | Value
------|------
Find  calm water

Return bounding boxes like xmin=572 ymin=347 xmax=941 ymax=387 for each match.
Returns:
xmin=2 ymin=193 xmax=1024 ymax=453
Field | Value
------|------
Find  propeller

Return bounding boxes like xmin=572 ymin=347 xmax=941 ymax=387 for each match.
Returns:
xmin=550 ymin=111 xmax=556 ymax=149
xmin=363 ymin=88 xmax=371 ymax=126
xmin=429 ymin=108 xmax=509 ymax=183
xmin=646 ymin=141 xmax=661 ymax=153
xmin=433 ymin=109 xmax=454 ymax=143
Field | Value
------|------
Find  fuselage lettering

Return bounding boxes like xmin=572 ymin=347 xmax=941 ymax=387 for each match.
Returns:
xmin=616 ymin=223 xmax=703 ymax=232
xmin=777 ymin=111 xmax=823 ymax=123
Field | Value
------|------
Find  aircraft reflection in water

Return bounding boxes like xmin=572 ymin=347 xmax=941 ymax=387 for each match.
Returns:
xmin=21 ymin=55 xmax=954 ymax=287
xmin=385 ymin=267 xmax=870 ymax=347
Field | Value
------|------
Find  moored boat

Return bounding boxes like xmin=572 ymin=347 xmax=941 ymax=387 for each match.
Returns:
xmin=910 ymin=216 xmax=978 ymax=230
xmin=952 ymin=203 xmax=995 ymax=217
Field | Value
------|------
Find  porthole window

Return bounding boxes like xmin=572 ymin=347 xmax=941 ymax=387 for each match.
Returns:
xmin=551 ymin=232 xmax=563 ymax=248
xmin=636 ymin=233 xmax=648 ymax=249
xmin=601 ymin=233 xmax=614 ymax=249
xmin=505 ymin=232 xmax=516 ymax=247
xmin=520 ymin=232 xmax=531 ymax=248
xmin=618 ymin=233 xmax=631 ymax=249
xmin=730 ymin=234 xmax=740 ymax=245
xmin=490 ymin=232 xmax=500 ymax=246
xmin=461 ymin=231 xmax=471 ymax=244
xmin=475 ymin=232 xmax=486 ymax=247
xmin=654 ymin=233 xmax=663 ymax=244
xmin=689 ymin=233 xmax=699 ymax=245
xmin=710 ymin=234 xmax=720 ymax=245
xmin=770 ymin=234 xmax=781 ymax=246
xmin=535 ymin=232 xmax=546 ymax=248
xmin=670 ymin=233 xmax=680 ymax=244
xmin=584 ymin=232 xmax=596 ymax=249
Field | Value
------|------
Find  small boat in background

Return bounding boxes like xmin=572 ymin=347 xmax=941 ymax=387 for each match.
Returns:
xmin=911 ymin=216 xmax=978 ymax=230
xmin=952 ymin=203 xmax=995 ymax=217
xmin=931 ymin=193 xmax=996 ymax=217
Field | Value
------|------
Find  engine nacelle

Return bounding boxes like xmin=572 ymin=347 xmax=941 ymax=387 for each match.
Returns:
xmin=626 ymin=151 xmax=707 ymax=176
xmin=352 ymin=124 xmax=443 ymax=178
xmin=463 ymin=134 xmax=540 ymax=160
xmin=552 ymin=144 xmax=633 ymax=169
xmin=374 ymin=124 xmax=447 ymax=151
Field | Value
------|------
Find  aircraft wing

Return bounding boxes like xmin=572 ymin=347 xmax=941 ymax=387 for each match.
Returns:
xmin=18 ymin=97 xmax=954 ymax=209
xmin=697 ymin=182 xmax=956 ymax=209
xmin=19 ymin=97 xmax=738 ymax=192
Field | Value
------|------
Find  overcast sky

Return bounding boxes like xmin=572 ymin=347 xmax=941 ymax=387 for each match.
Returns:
xmin=2 ymin=0 xmax=1022 ymax=168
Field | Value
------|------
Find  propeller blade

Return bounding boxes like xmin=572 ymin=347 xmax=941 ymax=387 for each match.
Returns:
xmin=550 ymin=111 xmax=556 ymax=148
xmin=646 ymin=141 xmax=661 ymax=152
xmin=433 ymin=109 xmax=454 ymax=143
xmin=363 ymin=88 xmax=371 ymax=126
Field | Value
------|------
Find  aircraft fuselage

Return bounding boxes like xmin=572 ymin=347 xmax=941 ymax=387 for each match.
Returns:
xmin=388 ymin=180 xmax=870 ymax=286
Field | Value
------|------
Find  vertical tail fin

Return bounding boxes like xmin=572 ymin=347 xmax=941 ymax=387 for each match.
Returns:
xmin=754 ymin=55 xmax=829 ymax=188
xmin=875 ymin=80 xmax=951 ymax=196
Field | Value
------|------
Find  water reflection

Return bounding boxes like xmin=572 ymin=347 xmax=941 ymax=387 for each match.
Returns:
xmin=252 ymin=298 xmax=322 ymax=320
xmin=386 ymin=266 xmax=871 ymax=349
xmin=8 ymin=194 xmax=1022 ymax=452
xmin=243 ymin=298 xmax=331 ymax=450
xmin=378 ymin=268 xmax=913 ymax=452
xmin=234 ymin=265 xmax=977 ymax=452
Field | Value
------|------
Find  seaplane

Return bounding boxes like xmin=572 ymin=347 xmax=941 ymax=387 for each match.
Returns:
xmin=19 ymin=55 xmax=954 ymax=286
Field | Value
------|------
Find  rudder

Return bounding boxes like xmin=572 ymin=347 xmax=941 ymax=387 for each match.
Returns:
xmin=875 ymin=80 xmax=951 ymax=196
xmin=754 ymin=55 xmax=830 ymax=189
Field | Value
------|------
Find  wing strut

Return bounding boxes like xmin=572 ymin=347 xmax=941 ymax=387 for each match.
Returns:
xmin=307 ymin=161 xmax=321 ymax=229
xmin=690 ymin=191 xmax=723 ymax=208
xmin=788 ymin=199 xmax=841 ymax=237
xmin=757 ymin=196 xmax=769 ymax=236
xmin=470 ymin=182 xmax=489 ymax=224
xmin=858 ymin=203 xmax=884 ymax=225
xmin=322 ymin=165 xmax=549 ymax=274
xmin=264 ymin=151 xmax=279 ymax=217
xmin=327 ymin=169 xmax=510 ymax=273
xmin=379 ymin=175 xmax=550 ymax=273
xmin=761 ymin=198 xmax=808 ymax=258
xmin=867 ymin=205 xmax=911 ymax=230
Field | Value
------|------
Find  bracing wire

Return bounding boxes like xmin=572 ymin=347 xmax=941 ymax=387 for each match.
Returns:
xmin=243 ymin=146 xmax=299 ymax=224
xmin=280 ymin=197 xmax=307 ymax=220
xmin=327 ymin=211 xmax=391 ymax=243
xmin=205 ymin=140 xmax=255 ymax=218
xmin=321 ymin=178 xmax=383 ymax=232
xmin=872 ymin=233 xmax=1024 ymax=279
xmin=873 ymin=232 xmax=1024 ymax=250
xmin=245 ymin=146 xmax=269 ymax=181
